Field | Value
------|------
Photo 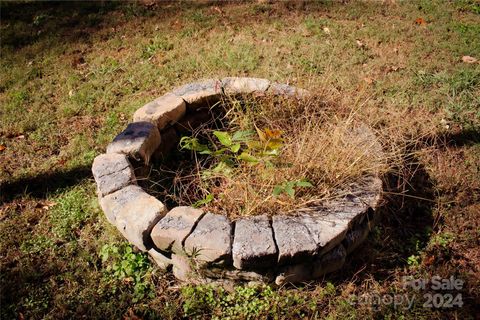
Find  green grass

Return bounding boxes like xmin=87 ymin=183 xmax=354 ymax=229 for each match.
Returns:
xmin=1 ymin=1 xmax=479 ymax=319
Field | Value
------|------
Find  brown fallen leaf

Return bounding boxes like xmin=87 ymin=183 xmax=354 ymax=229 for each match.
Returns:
xmin=0 ymin=145 xmax=5 ymax=152
xmin=356 ymin=39 xmax=365 ymax=48
xmin=462 ymin=55 xmax=478 ymax=64
xmin=415 ymin=17 xmax=427 ymax=25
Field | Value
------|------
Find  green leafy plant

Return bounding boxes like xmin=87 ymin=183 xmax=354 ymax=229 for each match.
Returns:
xmin=273 ymin=179 xmax=313 ymax=198
xmin=181 ymin=284 xmax=311 ymax=319
xmin=180 ymin=128 xmax=283 ymax=168
xmin=192 ymin=193 xmax=214 ymax=208
xmin=99 ymin=243 xmax=154 ymax=302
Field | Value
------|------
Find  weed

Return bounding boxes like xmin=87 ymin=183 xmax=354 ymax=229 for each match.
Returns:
xmin=99 ymin=243 xmax=155 ymax=302
xmin=166 ymin=95 xmax=389 ymax=218
xmin=49 ymin=185 xmax=97 ymax=240
xmin=181 ymin=284 xmax=311 ymax=319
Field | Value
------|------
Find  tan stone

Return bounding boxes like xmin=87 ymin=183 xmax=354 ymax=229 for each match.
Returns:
xmin=100 ymin=185 xmax=167 ymax=251
xmin=172 ymin=79 xmax=222 ymax=110
xmin=148 ymin=248 xmax=172 ymax=270
xmin=151 ymin=206 xmax=204 ymax=253
xmin=92 ymin=153 xmax=136 ymax=197
xmin=133 ymin=93 xmax=186 ymax=130
xmin=106 ymin=121 xmax=160 ymax=164
xmin=221 ymin=77 xmax=270 ymax=95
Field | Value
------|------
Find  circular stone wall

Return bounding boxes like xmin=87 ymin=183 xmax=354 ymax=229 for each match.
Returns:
xmin=92 ymin=77 xmax=383 ymax=285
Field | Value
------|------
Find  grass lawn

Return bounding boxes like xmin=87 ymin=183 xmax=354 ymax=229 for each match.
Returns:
xmin=1 ymin=1 xmax=479 ymax=319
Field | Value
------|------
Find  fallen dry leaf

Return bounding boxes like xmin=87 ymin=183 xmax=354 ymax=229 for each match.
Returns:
xmin=323 ymin=27 xmax=331 ymax=34
xmin=462 ymin=55 xmax=478 ymax=64
xmin=356 ymin=39 xmax=365 ymax=48
xmin=0 ymin=145 xmax=5 ymax=152
xmin=415 ymin=17 xmax=427 ymax=25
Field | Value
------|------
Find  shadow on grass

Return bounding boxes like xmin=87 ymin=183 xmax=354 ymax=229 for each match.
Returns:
xmin=0 ymin=166 xmax=92 ymax=203
xmin=0 ymin=0 xmax=344 ymax=51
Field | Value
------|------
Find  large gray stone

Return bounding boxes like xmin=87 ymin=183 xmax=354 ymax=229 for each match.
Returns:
xmin=172 ymin=79 xmax=222 ymax=110
xmin=232 ymin=215 xmax=277 ymax=270
xmin=92 ymin=153 xmax=135 ymax=197
xmin=221 ymin=77 xmax=270 ymax=95
xmin=106 ymin=121 xmax=160 ymax=164
xmin=297 ymin=213 xmax=349 ymax=255
xmin=133 ymin=93 xmax=186 ymax=130
xmin=184 ymin=213 xmax=232 ymax=264
xmin=272 ymin=215 xmax=317 ymax=264
xmin=100 ymin=185 xmax=167 ymax=251
xmin=309 ymin=193 xmax=370 ymax=229
xmin=151 ymin=206 xmax=204 ymax=253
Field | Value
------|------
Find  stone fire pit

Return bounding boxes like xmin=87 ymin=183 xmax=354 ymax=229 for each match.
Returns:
xmin=92 ymin=77 xmax=383 ymax=285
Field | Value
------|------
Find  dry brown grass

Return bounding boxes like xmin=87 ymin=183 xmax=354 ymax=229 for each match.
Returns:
xmin=168 ymin=94 xmax=397 ymax=218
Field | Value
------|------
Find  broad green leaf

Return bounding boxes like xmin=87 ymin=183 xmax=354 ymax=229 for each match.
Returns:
xmin=296 ymin=180 xmax=313 ymax=188
xmin=232 ymin=130 xmax=255 ymax=142
xmin=261 ymin=149 xmax=280 ymax=156
xmin=230 ymin=143 xmax=241 ymax=153
xmin=246 ymin=140 xmax=263 ymax=150
xmin=238 ymin=152 xmax=259 ymax=163
xmin=266 ymin=139 xmax=283 ymax=150
xmin=212 ymin=161 xmax=233 ymax=176
xmin=179 ymin=136 xmax=211 ymax=154
xmin=213 ymin=131 xmax=232 ymax=147
xmin=193 ymin=194 xmax=214 ymax=208
xmin=285 ymin=184 xmax=295 ymax=198
xmin=273 ymin=185 xmax=283 ymax=196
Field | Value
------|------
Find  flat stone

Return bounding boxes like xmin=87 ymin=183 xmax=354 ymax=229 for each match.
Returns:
xmin=267 ymin=83 xmax=310 ymax=98
xmin=148 ymin=248 xmax=172 ymax=270
xmin=201 ymin=266 xmax=274 ymax=282
xmin=297 ymin=213 xmax=349 ymax=255
xmin=343 ymin=221 xmax=370 ymax=254
xmin=172 ymin=253 xmax=194 ymax=281
xmin=172 ymin=79 xmax=222 ymax=109
xmin=106 ymin=121 xmax=160 ymax=164
xmin=310 ymin=194 xmax=370 ymax=228
xmin=221 ymin=77 xmax=270 ymax=95
xmin=133 ymin=93 xmax=186 ymax=130
xmin=272 ymin=215 xmax=317 ymax=264
xmin=184 ymin=212 xmax=232 ymax=264
xmin=275 ymin=244 xmax=347 ymax=285
xmin=100 ymin=185 xmax=167 ymax=251
xmin=151 ymin=206 xmax=204 ymax=253
xmin=92 ymin=153 xmax=135 ymax=197
xmin=232 ymin=215 xmax=277 ymax=270
xmin=312 ymin=244 xmax=347 ymax=278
